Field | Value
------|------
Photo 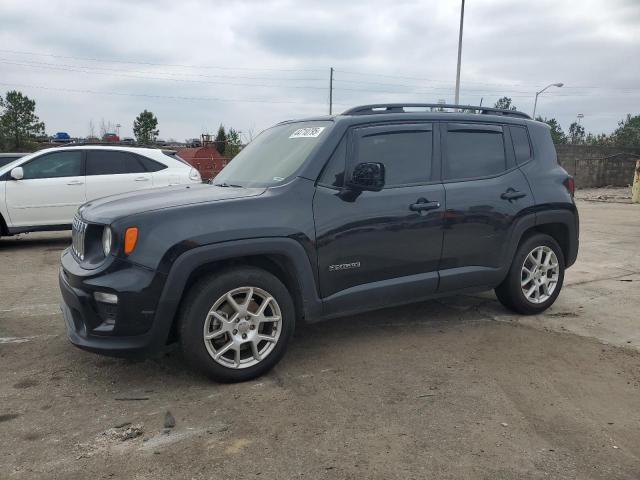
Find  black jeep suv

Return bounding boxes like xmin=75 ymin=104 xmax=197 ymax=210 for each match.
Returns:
xmin=59 ymin=103 xmax=579 ymax=382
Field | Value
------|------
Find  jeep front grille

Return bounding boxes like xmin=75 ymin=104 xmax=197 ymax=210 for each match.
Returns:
xmin=72 ymin=215 xmax=88 ymax=260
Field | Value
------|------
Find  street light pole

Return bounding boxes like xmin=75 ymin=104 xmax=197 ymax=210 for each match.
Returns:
xmin=329 ymin=67 xmax=334 ymax=115
xmin=532 ymin=82 xmax=564 ymax=118
xmin=454 ymin=0 xmax=465 ymax=105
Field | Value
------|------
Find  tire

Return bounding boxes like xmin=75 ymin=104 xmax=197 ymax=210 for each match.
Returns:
xmin=179 ymin=266 xmax=295 ymax=382
xmin=495 ymin=233 xmax=565 ymax=315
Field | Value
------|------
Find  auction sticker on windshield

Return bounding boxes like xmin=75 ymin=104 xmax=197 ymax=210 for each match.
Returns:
xmin=289 ymin=127 xmax=325 ymax=138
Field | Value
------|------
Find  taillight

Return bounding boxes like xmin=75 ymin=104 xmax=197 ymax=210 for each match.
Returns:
xmin=189 ymin=168 xmax=202 ymax=183
xmin=563 ymin=176 xmax=575 ymax=197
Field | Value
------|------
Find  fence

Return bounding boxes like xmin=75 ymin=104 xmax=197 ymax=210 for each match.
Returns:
xmin=555 ymin=145 xmax=640 ymax=188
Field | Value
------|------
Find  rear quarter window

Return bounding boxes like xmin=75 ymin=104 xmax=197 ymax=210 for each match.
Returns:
xmin=163 ymin=151 xmax=191 ymax=167
xmin=137 ymin=155 xmax=167 ymax=172
xmin=509 ymin=126 xmax=533 ymax=164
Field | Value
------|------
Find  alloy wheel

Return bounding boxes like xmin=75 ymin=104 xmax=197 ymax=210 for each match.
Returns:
xmin=521 ymin=246 xmax=560 ymax=304
xmin=203 ymin=286 xmax=282 ymax=369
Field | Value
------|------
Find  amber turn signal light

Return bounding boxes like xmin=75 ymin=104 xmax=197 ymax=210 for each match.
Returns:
xmin=124 ymin=227 xmax=139 ymax=255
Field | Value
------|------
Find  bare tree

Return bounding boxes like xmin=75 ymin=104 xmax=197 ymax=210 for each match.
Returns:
xmin=88 ymin=119 xmax=95 ymax=138
xmin=242 ymin=124 xmax=256 ymax=144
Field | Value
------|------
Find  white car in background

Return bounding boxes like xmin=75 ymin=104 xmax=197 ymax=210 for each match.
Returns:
xmin=0 ymin=146 xmax=201 ymax=235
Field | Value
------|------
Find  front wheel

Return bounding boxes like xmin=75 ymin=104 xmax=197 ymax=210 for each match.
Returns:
xmin=179 ymin=267 xmax=295 ymax=382
xmin=495 ymin=233 xmax=565 ymax=315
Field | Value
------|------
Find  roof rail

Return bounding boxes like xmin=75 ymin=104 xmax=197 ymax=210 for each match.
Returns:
xmin=51 ymin=142 xmax=159 ymax=148
xmin=341 ymin=103 xmax=531 ymax=119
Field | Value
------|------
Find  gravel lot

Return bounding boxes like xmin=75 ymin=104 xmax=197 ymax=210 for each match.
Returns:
xmin=1 ymin=192 xmax=639 ymax=479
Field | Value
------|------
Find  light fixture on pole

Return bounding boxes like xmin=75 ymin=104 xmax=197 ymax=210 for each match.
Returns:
xmin=454 ymin=0 xmax=465 ymax=105
xmin=576 ymin=113 xmax=584 ymax=125
xmin=532 ymin=83 xmax=563 ymax=118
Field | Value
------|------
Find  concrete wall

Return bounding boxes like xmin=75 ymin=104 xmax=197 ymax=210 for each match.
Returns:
xmin=555 ymin=145 xmax=640 ymax=188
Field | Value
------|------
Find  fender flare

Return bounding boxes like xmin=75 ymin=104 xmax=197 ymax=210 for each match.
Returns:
xmin=149 ymin=237 xmax=323 ymax=347
xmin=501 ymin=207 xmax=579 ymax=275
xmin=535 ymin=207 xmax=579 ymax=267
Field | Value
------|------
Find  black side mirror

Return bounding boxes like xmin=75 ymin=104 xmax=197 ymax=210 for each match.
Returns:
xmin=346 ymin=162 xmax=385 ymax=192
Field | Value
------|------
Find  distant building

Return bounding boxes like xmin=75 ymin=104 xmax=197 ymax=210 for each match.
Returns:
xmin=176 ymin=146 xmax=230 ymax=181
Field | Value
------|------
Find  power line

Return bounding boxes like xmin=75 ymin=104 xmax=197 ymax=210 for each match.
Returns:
xmin=0 ymin=60 xmax=329 ymax=91
xmin=0 ymin=49 xmax=326 ymax=73
xmin=335 ymin=69 xmax=640 ymax=91
xmin=3 ymin=49 xmax=636 ymax=93
xmin=0 ymin=81 xmax=326 ymax=105
xmin=10 ymin=58 xmax=636 ymax=99
xmin=333 ymin=76 xmax=640 ymax=93
xmin=0 ymin=57 xmax=325 ymax=82
xmin=331 ymin=81 xmax=640 ymax=97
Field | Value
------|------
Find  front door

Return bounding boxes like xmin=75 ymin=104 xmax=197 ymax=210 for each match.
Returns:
xmin=439 ymin=122 xmax=534 ymax=290
xmin=5 ymin=150 xmax=85 ymax=227
xmin=313 ymin=123 xmax=444 ymax=314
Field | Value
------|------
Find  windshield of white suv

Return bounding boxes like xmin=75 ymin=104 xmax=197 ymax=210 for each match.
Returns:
xmin=213 ymin=121 xmax=332 ymax=188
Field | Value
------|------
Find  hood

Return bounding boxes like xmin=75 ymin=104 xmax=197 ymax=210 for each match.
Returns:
xmin=80 ymin=183 xmax=266 ymax=224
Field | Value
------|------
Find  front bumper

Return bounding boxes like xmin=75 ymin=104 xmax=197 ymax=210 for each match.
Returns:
xmin=59 ymin=249 xmax=170 ymax=357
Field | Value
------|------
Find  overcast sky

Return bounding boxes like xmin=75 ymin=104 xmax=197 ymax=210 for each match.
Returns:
xmin=1 ymin=0 xmax=638 ymax=141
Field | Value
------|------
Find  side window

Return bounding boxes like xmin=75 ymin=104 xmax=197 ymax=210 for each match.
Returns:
xmin=444 ymin=124 xmax=506 ymax=180
xmin=356 ymin=129 xmax=432 ymax=187
xmin=318 ymin=136 xmax=347 ymax=188
xmin=510 ymin=126 xmax=532 ymax=164
xmin=22 ymin=151 xmax=82 ymax=179
xmin=137 ymin=155 xmax=167 ymax=172
xmin=86 ymin=151 xmax=147 ymax=175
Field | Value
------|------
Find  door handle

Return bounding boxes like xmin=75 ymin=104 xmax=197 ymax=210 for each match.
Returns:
xmin=135 ymin=177 xmax=150 ymax=182
xmin=410 ymin=198 xmax=441 ymax=212
xmin=66 ymin=180 xmax=84 ymax=186
xmin=500 ymin=189 xmax=526 ymax=201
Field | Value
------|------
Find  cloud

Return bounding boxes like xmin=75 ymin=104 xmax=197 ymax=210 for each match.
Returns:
xmin=249 ymin=23 xmax=367 ymax=59
xmin=0 ymin=0 xmax=638 ymax=139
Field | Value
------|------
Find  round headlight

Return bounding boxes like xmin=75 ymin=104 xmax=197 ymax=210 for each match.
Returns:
xmin=102 ymin=226 xmax=112 ymax=256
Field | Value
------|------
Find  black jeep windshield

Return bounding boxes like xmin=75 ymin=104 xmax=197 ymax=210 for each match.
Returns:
xmin=213 ymin=121 xmax=331 ymax=188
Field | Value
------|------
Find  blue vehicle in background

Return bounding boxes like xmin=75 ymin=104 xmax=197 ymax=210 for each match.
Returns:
xmin=52 ymin=132 xmax=72 ymax=143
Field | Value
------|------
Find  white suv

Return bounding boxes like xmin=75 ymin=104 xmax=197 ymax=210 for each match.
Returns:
xmin=0 ymin=146 xmax=201 ymax=235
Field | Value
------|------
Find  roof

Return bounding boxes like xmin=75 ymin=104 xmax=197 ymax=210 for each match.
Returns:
xmin=341 ymin=103 xmax=530 ymax=119
xmin=279 ymin=103 xmax=538 ymax=128
xmin=44 ymin=145 xmax=172 ymax=154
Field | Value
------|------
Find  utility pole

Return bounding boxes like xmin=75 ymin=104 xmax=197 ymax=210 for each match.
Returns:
xmin=329 ymin=67 xmax=334 ymax=115
xmin=454 ymin=0 xmax=465 ymax=105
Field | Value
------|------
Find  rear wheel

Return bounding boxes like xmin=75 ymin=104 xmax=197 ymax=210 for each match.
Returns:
xmin=495 ymin=233 xmax=565 ymax=315
xmin=179 ymin=267 xmax=295 ymax=382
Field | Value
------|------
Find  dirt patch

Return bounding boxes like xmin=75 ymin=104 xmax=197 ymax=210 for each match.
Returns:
xmin=575 ymin=186 xmax=632 ymax=203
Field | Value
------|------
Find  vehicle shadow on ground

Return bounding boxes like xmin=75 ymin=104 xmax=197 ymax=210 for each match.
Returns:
xmin=68 ymin=294 xmax=498 ymax=389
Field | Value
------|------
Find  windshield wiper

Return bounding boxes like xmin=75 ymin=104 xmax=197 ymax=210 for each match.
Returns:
xmin=213 ymin=182 xmax=244 ymax=188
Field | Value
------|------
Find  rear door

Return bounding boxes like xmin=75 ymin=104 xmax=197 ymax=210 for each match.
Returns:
xmin=439 ymin=122 xmax=534 ymax=290
xmin=313 ymin=123 xmax=445 ymax=312
xmin=5 ymin=150 xmax=85 ymax=227
xmin=85 ymin=150 xmax=153 ymax=200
